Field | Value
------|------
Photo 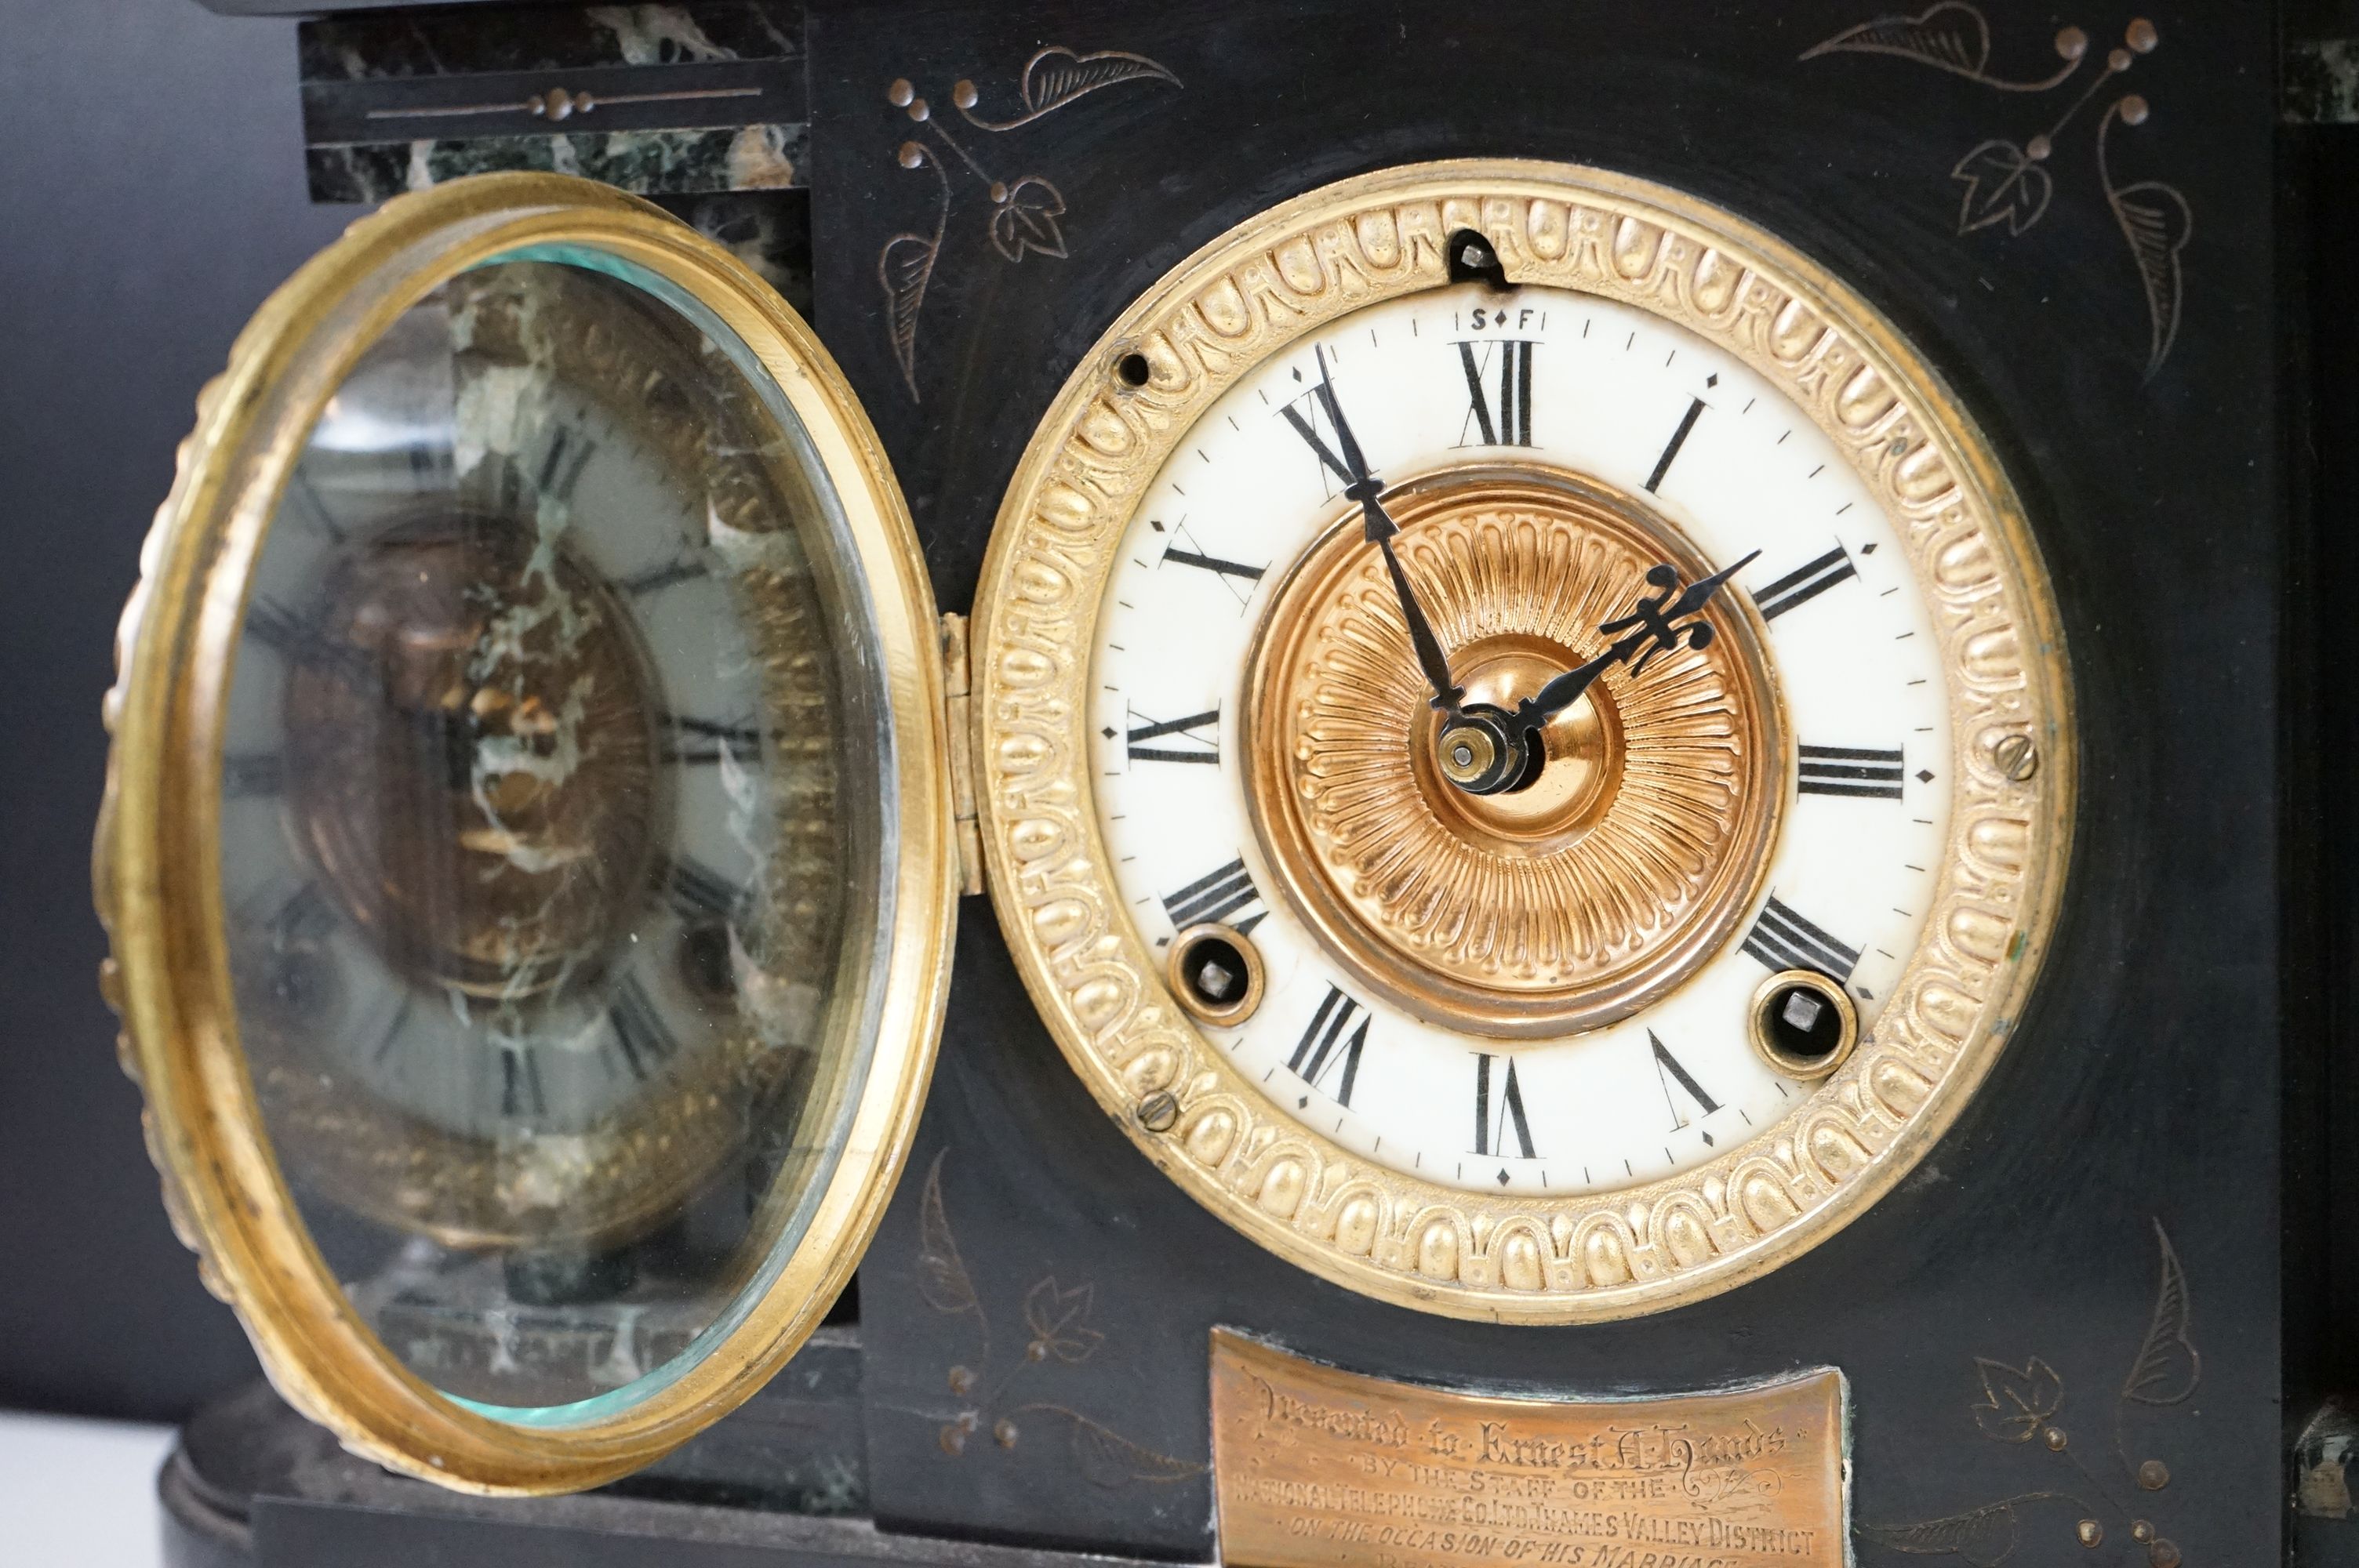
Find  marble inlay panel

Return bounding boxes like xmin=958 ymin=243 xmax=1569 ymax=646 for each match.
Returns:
xmin=301 ymin=3 xmax=806 ymax=201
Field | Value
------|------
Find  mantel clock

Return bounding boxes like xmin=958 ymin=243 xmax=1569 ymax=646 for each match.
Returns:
xmin=102 ymin=3 xmax=2308 ymax=1566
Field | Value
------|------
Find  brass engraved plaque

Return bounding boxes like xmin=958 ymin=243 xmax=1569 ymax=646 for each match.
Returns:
xmin=1211 ymin=1330 xmax=1847 ymax=1568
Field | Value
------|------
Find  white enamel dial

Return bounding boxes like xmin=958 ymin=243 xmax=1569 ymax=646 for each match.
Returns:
xmin=1089 ymin=281 xmax=1954 ymax=1197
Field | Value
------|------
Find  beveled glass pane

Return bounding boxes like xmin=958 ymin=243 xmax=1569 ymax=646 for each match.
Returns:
xmin=216 ymin=249 xmax=892 ymax=1416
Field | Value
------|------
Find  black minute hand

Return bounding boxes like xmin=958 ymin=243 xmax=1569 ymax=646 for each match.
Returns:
xmin=1278 ymin=347 xmax=1464 ymax=713
xmin=1514 ymin=550 xmax=1761 ymax=730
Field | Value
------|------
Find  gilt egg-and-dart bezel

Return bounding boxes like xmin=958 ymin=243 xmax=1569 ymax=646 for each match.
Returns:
xmin=93 ymin=173 xmax=956 ymax=1494
xmin=971 ymin=159 xmax=2076 ymax=1323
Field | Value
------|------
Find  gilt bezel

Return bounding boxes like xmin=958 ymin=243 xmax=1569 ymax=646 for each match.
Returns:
xmin=972 ymin=158 xmax=2074 ymax=1323
xmin=94 ymin=173 xmax=955 ymax=1490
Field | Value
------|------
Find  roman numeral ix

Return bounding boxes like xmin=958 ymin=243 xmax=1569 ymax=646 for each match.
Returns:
xmin=1752 ymin=545 xmax=1859 ymax=622
xmin=1289 ymin=985 xmax=1369 ymax=1108
xmin=1456 ymin=339 xmax=1535 ymax=447
xmin=1743 ymin=895 xmax=1862 ymax=982
xmin=1797 ymin=744 xmax=1906 ymax=800
xmin=1125 ymin=707 xmax=1220 ymax=765
xmin=1161 ymin=858 xmax=1267 ymax=935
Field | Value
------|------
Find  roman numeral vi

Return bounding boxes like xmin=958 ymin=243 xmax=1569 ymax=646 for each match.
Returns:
xmin=1471 ymin=1052 xmax=1536 ymax=1159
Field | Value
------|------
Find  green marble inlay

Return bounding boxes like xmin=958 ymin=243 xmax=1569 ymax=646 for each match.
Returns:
xmin=307 ymin=123 xmax=805 ymax=204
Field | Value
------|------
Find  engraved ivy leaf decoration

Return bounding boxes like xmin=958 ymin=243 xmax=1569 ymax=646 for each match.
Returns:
xmin=915 ymin=1150 xmax=982 ymax=1325
xmin=1970 ymin=1356 xmax=2063 ymax=1443
xmin=959 ymin=47 xmax=1183 ymax=130
xmin=878 ymin=147 xmax=948 ymax=399
xmin=1018 ymin=1405 xmax=1206 ymax=1487
xmin=1800 ymin=1 xmax=1994 ymax=76
xmin=881 ymin=232 xmax=940 ymax=397
xmin=2121 ymin=1218 xmax=2201 ymax=1404
xmin=1858 ymin=1499 xmax=2023 ymax=1566
xmin=1023 ymin=1276 xmax=1104 ymax=1363
xmin=1797 ymin=2 xmax=2081 ymax=91
xmin=2099 ymin=100 xmax=2191 ymax=379
xmin=1951 ymin=140 xmax=2052 ymax=237
xmin=989 ymin=176 xmax=1069 ymax=263
xmin=1025 ymin=47 xmax=1180 ymax=115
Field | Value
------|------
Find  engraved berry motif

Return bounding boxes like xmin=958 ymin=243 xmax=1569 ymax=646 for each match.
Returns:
xmin=1804 ymin=11 xmax=2186 ymax=376
xmin=913 ymin=1152 xmax=1205 ymax=1487
xmin=1859 ymin=1222 xmax=2196 ymax=1566
xmin=878 ymin=46 xmax=1182 ymax=396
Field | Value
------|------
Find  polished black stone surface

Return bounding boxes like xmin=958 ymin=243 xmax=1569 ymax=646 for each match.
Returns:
xmin=798 ymin=1 xmax=2286 ymax=1561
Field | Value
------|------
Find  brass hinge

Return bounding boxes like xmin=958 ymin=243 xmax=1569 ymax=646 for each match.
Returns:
xmin=942 ymin=612 xmax=985 ymax=897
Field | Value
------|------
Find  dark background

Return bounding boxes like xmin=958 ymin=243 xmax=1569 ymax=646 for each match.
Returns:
xmin=0 ymin=0 xmax=345 ymax=1421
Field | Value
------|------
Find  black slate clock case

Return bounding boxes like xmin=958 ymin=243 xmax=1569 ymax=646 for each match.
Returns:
xmin=810 ymin=2 xmax=2278 ymax=1559
xmin=158 ymin=1 xmax=2345 ymax=1564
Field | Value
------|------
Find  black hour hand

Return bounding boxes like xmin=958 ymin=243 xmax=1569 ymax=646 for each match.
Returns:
xmin=1515 ymin=550 xmax=1761 ymax=728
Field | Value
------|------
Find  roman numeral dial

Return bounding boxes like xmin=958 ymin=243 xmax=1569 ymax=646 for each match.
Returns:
xmin=1083 ymin=276 xmax=1963 ymax=1205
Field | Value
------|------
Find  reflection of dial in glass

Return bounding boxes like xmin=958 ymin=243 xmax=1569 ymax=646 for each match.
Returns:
xmin=983 ymin=164 xmax=2073 ymax=1323
xmin=217 ymin=260 xmax=845 ymax=1246
xmin=101 ymin=175 xmax=945 ymax=1484
xmin=1092 ymin=282 xmax=1948 ymax=1194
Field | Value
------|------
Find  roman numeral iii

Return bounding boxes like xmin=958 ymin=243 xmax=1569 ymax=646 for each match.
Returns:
xmin=1162 ymin=858 xmax=1267 ymax=934
xmin=1743 ymin=895 xmax=1862 ymax=982
xmin=1289 ymin=985 xmax=1369 ymax=1107
xmin=1797 ymin=744 xmax=1906 ymax=799
xmin=1456 ymin=339 xmax=1534 ymax=446
xmin=1471 ymin=1052 xmax=1536 ymax=1159
xmin=1125 ymin=707 xmax=1220 ymax=764
xmin=1752 ymin=545 xmax=1858 ymax=622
